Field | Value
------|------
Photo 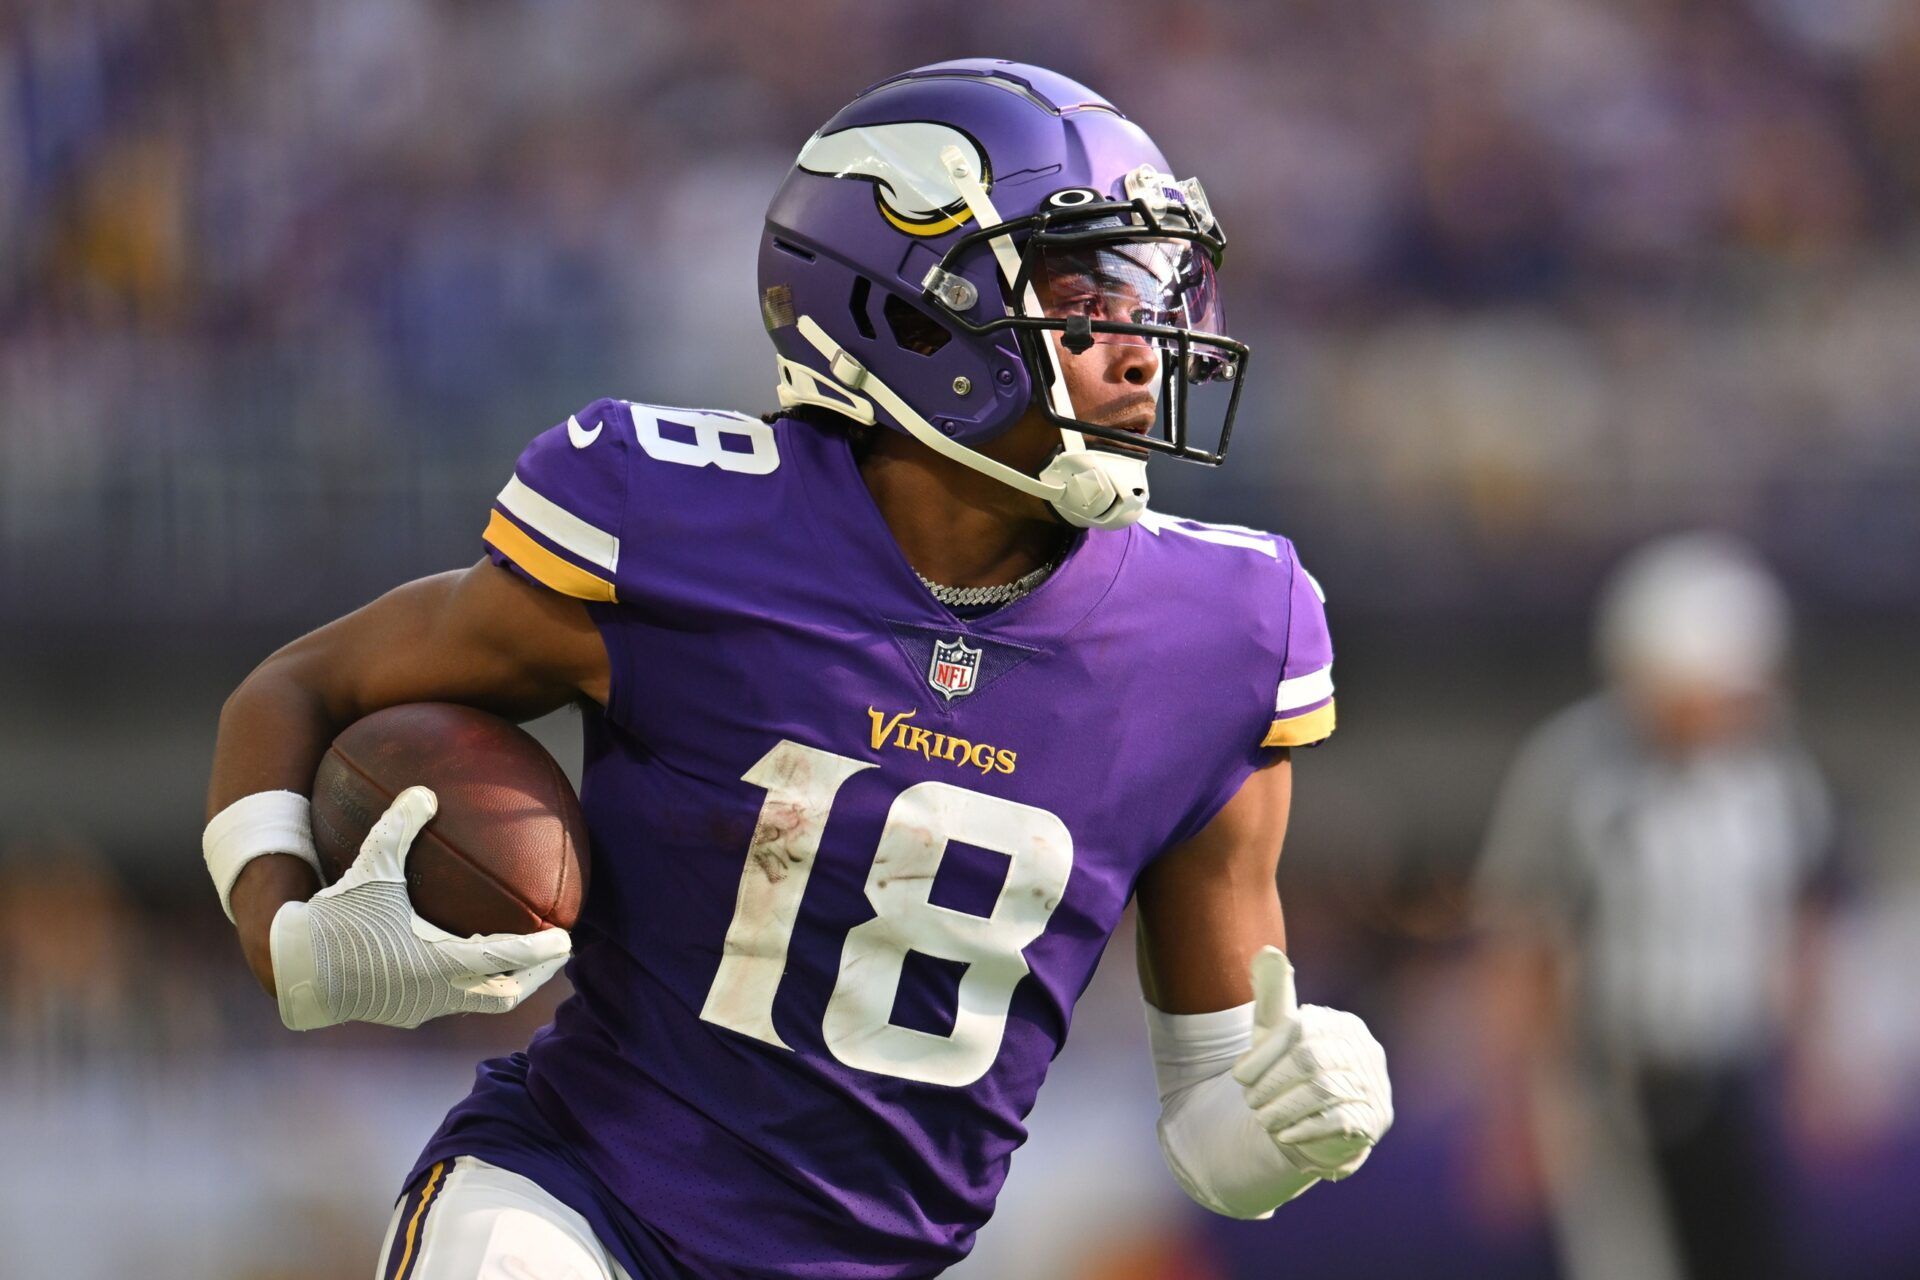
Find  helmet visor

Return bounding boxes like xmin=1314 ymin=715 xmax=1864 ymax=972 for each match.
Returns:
xmin=1029 ymin=237 xmax=1224 ymax=346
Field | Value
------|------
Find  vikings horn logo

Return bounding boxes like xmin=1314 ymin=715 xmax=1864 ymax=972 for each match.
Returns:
xmin=796 ymin=122 xmax=992 ymax=237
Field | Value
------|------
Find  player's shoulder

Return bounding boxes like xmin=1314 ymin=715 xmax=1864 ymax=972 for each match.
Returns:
xmin=1125 ymin=510 xmax=1336 ymax=748
xmin=484 ymin=397 xmax=795 ymax=603
xmin=509 ymin=397 xmax=785 ymax=489
xmin=1127 ymin=508 xmax=1318 ymax=626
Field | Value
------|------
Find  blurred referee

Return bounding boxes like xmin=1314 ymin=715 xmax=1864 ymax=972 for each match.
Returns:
xmin=1475 ymin=533 xmax=1836 ymax=1280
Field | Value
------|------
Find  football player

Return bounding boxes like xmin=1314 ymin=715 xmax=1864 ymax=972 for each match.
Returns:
xmin=203 ymin=60 xmax=1393 ymax=1279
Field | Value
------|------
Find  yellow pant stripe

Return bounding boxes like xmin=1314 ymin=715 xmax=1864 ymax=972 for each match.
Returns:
xmin=391 ymin=1160 xmax=447 ymax=1280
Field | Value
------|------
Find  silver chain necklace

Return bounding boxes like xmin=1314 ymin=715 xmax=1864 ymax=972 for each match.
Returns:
xmin=916 ymin=554 xmax=1062 ymax=608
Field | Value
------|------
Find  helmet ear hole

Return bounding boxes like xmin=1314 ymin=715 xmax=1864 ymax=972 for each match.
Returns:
xmin=849 ymin=277 xmax=878 ymax=340
xmin=883 ymin=294 xmax=952 ymax=356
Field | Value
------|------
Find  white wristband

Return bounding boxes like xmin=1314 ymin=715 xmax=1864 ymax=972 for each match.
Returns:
xmin=203 ymin=790 xmax=323 ymax=922
xmin=1145 ymin=1000 xmax=1318 ymax=1219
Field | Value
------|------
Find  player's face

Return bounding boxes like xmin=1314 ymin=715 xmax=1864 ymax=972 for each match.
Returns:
xmin=1027 ymin=247 xmax=1177 ymax=461
xmin=1031 ymin=235 xmax=1226 ymax=447
xmin=973 ymin=268 xmax=1162 ymax=486
xmin=971 ymin=238 xmax=1217 ymax=509
xmin=1038 ymin=269 xmax=1162 ymax=449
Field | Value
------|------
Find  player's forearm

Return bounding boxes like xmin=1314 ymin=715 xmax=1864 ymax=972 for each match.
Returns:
xmin=209 ymin=656 xmax=349 ymax=994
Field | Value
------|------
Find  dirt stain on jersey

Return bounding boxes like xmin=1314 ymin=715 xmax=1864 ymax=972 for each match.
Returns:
xmin=745 ymin=750 xmax=824 ymax=885
xmin=748 ymin=800 xmax=815 ymax=884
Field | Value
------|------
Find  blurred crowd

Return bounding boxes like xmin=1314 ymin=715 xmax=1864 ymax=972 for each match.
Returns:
xmin=5 ymin=0 xmax=1920 ymax=622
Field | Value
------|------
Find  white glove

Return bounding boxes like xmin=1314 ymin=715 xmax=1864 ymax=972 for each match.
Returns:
xmin=268 ymin=785 xmax=573 ymax=1031
xmin=1231 ymin=945 xmax=1393 ymax=1180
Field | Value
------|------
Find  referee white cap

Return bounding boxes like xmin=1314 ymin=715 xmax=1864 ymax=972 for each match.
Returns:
xmin=1597 ymin=531 xmax=1790 ymax=693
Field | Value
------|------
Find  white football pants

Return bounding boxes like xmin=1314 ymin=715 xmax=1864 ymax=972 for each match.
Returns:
xmin=375 ymin=1155 xmax=638 ymax=1280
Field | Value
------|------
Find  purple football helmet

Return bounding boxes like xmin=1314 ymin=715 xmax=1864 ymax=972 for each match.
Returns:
xmin=759 ymin=59 xmax=1247 ymax=529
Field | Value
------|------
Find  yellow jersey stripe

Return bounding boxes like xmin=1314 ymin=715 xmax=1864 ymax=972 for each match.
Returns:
xmin=484 ymin=510 xmax=618 ymax=602
xmin=392 ymin=1160 xmax=446 ymax=1280
xmin=1263 ymin=700 xmax=1336 ymax=748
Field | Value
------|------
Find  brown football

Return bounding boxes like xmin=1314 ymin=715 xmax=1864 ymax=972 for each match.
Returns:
xmin=310 ymin=703 xmax=588 ymax=936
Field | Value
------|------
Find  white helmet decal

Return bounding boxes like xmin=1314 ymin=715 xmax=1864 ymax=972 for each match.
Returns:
xmin=796 ymin=123 xmax=990 ymax=237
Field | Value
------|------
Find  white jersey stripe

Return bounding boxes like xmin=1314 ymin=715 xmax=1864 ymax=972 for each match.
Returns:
xmin=1274 ymin=664 xmax=1334 ymax=714
xmin=497 ymin=475 xmax=620 ymax=573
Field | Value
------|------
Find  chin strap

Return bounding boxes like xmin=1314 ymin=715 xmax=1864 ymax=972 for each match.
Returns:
xmin=1039 ymin=448 xmax=1149 ymax=529
xmin=790 ymin=316 xmax=1145 ymax=530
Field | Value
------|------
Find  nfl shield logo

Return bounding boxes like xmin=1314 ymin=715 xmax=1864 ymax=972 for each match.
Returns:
xmin=928 ymin=637 xmax=981 ymax=701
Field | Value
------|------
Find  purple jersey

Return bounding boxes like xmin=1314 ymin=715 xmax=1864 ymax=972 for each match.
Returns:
xmin=408 ymin=401 xmax=1336 ymax=1279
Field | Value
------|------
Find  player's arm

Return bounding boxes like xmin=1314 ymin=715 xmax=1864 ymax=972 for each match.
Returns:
xmin=208 ymin=559 xmax=608 ymax=1006
xmin=1134 ymin=752 xmax=1393 ymax=1219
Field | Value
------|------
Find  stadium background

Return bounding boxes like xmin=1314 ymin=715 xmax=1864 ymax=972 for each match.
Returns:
xmin=3 ymin=0 xmax=1919 ymax=1274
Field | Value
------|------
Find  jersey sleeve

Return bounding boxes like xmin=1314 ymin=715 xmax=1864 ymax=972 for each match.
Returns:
xmin=1261 ymin=547 xmax=1336 ymax=748
xmin=481 ymin=398 xmax=630 ymax=603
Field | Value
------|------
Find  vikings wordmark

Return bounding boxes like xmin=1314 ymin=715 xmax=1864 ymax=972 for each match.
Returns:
xmin=867 ymin=707 xmax=1017 ymax=775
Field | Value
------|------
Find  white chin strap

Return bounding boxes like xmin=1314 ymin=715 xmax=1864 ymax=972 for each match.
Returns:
xmin=1039 ymin=448 xmax=1149 ymax=529
xmin=789 ymin=316 xmax=1146 ymax=529
xmin=776 ymin=143 xmax=1151 ymax=531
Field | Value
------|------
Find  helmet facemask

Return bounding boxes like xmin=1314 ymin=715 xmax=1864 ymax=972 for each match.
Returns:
xmin=933 ymin=187 xmax=1247 ymax=470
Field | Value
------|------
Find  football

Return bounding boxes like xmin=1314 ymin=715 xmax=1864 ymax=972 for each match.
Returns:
xmin=310 ymin=702 xmax=588 ymax=936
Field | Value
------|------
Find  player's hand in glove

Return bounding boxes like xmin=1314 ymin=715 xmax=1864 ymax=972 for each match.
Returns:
xmin=268 ymin=785 xmax=572 ymax=1031
xmin=1231 ymin=946 xmax=1393 ymax=1180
